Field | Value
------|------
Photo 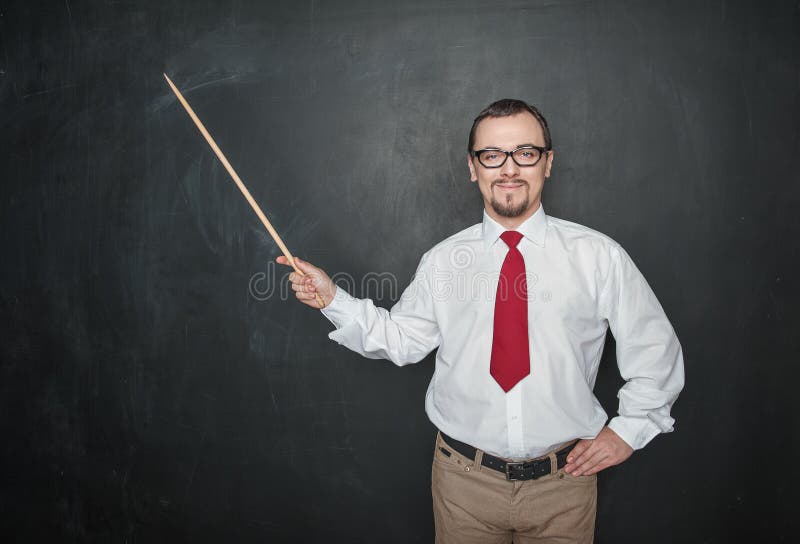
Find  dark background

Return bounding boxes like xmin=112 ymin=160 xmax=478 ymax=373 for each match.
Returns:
xmin=1 ymin=0 xmax=798 ymax=542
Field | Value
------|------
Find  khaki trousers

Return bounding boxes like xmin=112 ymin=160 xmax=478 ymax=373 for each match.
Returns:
xmin=431 ymin=432 xmax=597 ymax=543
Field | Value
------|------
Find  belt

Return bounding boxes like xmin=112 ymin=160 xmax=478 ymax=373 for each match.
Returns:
xmin=440 ymin=433 xmax=577 ymax=481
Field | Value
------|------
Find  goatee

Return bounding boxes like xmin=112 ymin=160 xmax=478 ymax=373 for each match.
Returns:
xmin=490 ymin=181 xmax=530 ymax=218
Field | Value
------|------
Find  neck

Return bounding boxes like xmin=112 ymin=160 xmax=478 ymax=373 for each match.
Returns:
xmin=485 ymin=200 xmax=542 ymax=230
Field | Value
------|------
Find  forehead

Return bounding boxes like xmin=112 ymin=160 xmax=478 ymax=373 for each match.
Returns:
xmin=473 ymin=112 xmax=545 ymax=148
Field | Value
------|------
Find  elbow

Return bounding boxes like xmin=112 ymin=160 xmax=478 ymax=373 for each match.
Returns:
xmin=391 ymin=347 xmax=433 ymax=367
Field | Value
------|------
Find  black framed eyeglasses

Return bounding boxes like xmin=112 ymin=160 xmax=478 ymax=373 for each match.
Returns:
xmin=470 ymin=145 xmax=551 ymax=168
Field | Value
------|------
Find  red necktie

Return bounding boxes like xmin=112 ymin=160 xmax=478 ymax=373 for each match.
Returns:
xmin=490 ymin=230 xmax=530 ymax=392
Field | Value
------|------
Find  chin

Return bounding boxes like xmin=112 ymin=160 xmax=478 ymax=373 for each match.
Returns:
xmin=491 ymin=199 xmax=530 ymax=218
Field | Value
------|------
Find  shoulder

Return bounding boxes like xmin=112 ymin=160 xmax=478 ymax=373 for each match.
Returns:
xmin=545 ymin=216 xmax=650 ymax=299
xmin=425 ymin=221 xmax=482 ymax=254
xmin=544 ymin=214 xmax=637 ymax=282
xmin=416 ymin=222 xmax=483 ymax=268
xmin=546 ymin=214 xmax=623 ymax=254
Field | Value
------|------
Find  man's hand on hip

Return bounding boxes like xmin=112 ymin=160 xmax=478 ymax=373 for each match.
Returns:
xmin=276 ymin=256 xmax=337 ymax=309
xmin=563 ymin=426 xmax=634 ymax=477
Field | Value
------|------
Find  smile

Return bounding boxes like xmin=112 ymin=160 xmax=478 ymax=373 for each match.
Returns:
xmin=494 ymin=183 xmax=525 ymax=190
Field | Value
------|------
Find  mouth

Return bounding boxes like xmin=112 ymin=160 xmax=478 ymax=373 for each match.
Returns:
xmin=493 ymin=181 xmax=526 ymax=191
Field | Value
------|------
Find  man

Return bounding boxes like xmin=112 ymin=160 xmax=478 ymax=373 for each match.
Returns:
xmin=277 ymin=99 xmax=685 ymax=543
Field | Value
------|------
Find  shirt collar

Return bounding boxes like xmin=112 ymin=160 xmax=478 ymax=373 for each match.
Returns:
xmin=481 ymin=204 xmax=547 ymax=249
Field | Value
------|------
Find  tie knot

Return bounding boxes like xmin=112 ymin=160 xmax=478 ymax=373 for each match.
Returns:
xmin=500 ymin=230 xmax=523 ymax=248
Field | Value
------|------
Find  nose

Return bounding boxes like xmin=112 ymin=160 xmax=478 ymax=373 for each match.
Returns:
xmin=499 ymin=153 xmax=520 ymax=178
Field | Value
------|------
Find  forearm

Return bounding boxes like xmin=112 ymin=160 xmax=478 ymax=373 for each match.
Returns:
xmin=603 ymin=244 xmax=686 ymax=450
xmin=321 ymin=284 xmax=441 ymax=366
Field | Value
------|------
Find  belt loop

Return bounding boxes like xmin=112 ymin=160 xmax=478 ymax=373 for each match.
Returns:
xmin=548 ymin=450 xmax=558 ymax=475
xmin=474 ymin=448 xmax=484 ymax=471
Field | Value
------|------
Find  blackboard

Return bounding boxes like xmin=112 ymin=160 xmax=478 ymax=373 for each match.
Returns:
xmin=1 ymin=1 xmax=798 ymax=541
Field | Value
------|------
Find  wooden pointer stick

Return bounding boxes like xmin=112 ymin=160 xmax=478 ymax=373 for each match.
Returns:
xmin=163 ymin=73 xmax=325 ymax=309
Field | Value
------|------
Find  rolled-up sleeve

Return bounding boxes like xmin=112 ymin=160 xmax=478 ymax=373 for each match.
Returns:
xmin=320 ymin=251 xmax=441 ymax=366
xmin=601 ymin=244 xmax=685 ymax=450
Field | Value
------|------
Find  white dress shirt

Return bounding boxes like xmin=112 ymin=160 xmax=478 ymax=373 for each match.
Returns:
xmin=320 ymin=204 xmax=685 ymax=460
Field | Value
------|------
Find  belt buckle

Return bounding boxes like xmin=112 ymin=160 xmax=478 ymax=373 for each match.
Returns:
xmin=505 ymin=461 xmax=525 ymax=481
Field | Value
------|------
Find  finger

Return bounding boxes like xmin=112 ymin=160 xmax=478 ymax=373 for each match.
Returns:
xmin=566 ymin=447 xmax=598 ymax=474
xmin=292 ymin=257 xmax=317 ymax=274
xmin=296 ymin=280 xmax=315 ymax=293
xmin=567 ymin=440 xmax=590 ymax=463
xmin=571 ymin=449 xmax=606 ymax=476
xmin=277 ymin=255 xmax=315 ymax=274
xmin=289 ymin=271 xmax=311 ymax=282
xmin=297 ymin=293 xmax=320 ymax=308
xmin=564 ymin=440 xmax=592 ymax=471
xmin=582 ymin=458 xmax=612 ymax=476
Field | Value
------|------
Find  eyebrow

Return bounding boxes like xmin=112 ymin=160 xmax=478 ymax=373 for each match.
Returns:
xmin=478 ymin=143 xmax=542 ymax=150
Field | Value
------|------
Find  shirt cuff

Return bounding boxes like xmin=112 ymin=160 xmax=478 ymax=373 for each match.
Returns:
xmin=320 ymin=285 xmax=361 ymax=329
xmin=607 ymin=414 xmax=674 ymax=451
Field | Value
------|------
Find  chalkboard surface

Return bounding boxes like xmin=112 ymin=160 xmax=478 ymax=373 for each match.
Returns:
xmin=1 ymin=1 xmax=798 ymax=542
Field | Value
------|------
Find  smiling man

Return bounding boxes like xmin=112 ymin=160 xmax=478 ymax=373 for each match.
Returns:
xmin=277 ymin=99 xmax=685 ymax=543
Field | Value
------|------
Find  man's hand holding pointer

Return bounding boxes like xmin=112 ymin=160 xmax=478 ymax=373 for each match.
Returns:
xmin=276 ymin=256 xmax=337 ymax=309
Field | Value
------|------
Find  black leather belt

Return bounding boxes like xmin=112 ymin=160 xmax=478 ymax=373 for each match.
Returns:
xmin=440 ymin=432 xmax=577 ymax=481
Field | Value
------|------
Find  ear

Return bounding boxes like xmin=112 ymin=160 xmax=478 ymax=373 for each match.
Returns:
xmin=544 ymin=150 xmax=554 ymax=178
xmin=467 ymin=154 xmax=478 ymax=182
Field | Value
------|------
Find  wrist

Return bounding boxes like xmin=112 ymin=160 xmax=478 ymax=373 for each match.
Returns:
xmin=319 ymin=283 xmax=338 ymax=310
xmin=323 ymin=284 xmax=337 ymax=309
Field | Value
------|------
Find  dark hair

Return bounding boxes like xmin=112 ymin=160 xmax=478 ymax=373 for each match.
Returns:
xmin=467 ymin=99 xmax=552 ymax=154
